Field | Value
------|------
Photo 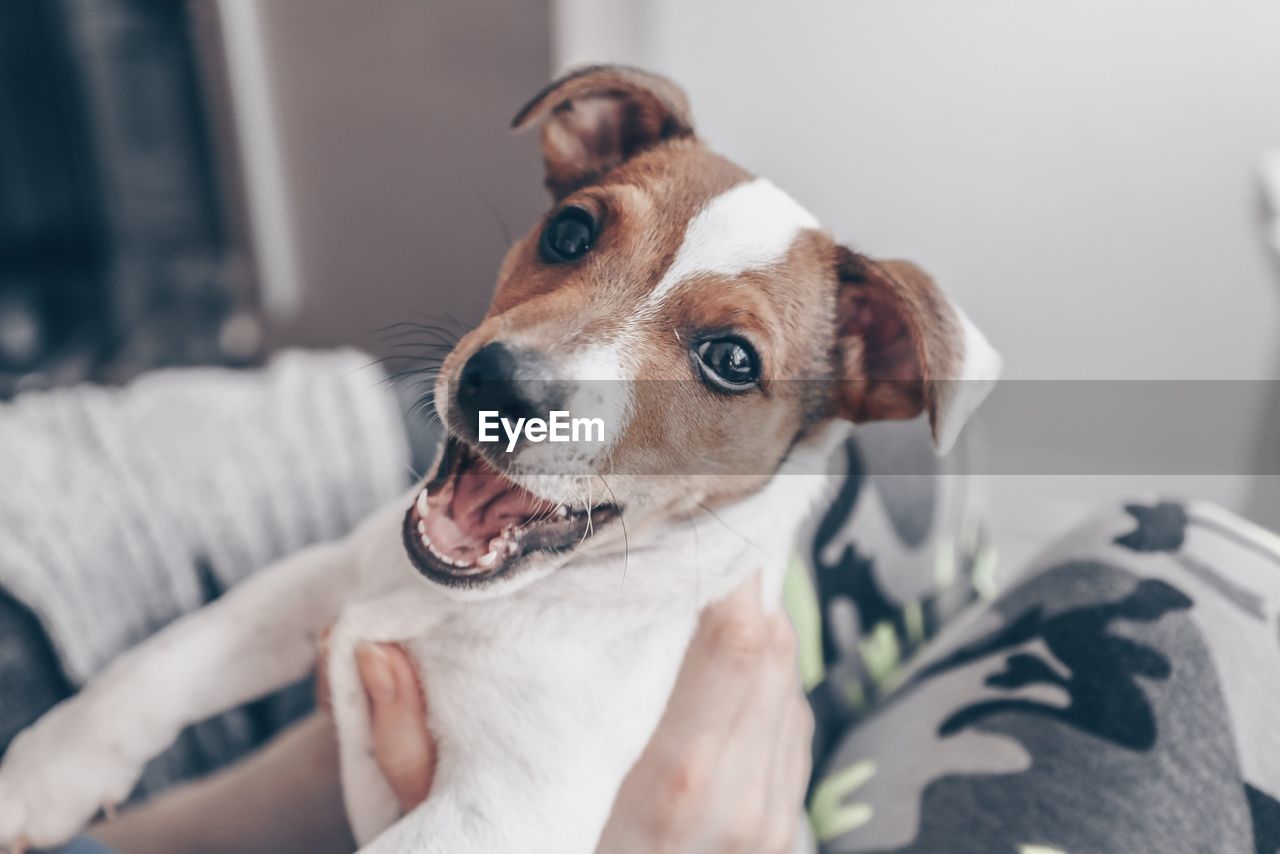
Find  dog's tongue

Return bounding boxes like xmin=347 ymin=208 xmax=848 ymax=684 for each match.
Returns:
xmin=422 ymin=455 xmax=548 ymax=559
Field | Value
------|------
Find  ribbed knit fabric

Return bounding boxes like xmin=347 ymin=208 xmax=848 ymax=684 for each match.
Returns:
xmin=0 ymin=349 xmax=410 ymax=685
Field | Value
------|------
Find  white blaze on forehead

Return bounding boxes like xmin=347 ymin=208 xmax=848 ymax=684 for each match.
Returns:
xmin=562 ymin=344 xmax=628 ymax=384
xmin=560 ymin=344 xmax=633 ymax=455
xmin=643 ymin=177 xmax=820 ymax=312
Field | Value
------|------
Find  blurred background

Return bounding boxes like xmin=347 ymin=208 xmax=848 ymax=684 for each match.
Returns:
xmin=2 ymin=0 xmax=1279 ymax=568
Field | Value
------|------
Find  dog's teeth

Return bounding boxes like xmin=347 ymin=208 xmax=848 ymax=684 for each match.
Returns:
xmin=478 ymin=550 xmax=499 ymax=568
xmin=556 ymin=505 xmax=569 ymax=519
xmin=417 ymin=490 xmax=429 ymax=514
xmin=426 ymin=540 xmax=473 ymax=569
xmin=417 ymin=520 xmax=428 ymax=535
xmin=432 ymin=546 xmax=454 ymax=567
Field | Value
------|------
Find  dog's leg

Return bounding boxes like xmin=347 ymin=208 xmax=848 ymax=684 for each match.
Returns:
xmin=0 ymin=539 xmax=359 ymax=850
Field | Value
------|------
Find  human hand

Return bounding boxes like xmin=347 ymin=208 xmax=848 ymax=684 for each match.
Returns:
xmin=318 ymin=571 xmax=811 ymax=853
xmin=597 ymin=574 xmax=814 ymax=853
xmin=315 ymin=633 xmax=436 ymax=815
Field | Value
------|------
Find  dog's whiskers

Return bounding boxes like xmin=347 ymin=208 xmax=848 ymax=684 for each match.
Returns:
xmin=469 ymin=178 xmax=515 ymax=249
xmin=385 ymin=366 xmax=443 ymax=385
xmin=405 ymin=391 xmax=441 ymax=423
xmin=598 ymin=475 xmax=628 ymax=587
xmin=683 ymin=507 xmax=702 ymax=609
xmin=373 ymin=319 xmax=463 ymax=345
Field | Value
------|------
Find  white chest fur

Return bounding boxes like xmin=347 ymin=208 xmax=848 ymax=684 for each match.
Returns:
xmin=328 ymin=423 xmax=849 ymax=850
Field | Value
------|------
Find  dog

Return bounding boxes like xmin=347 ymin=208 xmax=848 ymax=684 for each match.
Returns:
xmin=0 ymin=66 xmax=1000 ymax=853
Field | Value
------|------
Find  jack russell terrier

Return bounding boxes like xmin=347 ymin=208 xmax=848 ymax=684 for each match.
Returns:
xmin=0 ymin=66 xmax=1000 ymax=853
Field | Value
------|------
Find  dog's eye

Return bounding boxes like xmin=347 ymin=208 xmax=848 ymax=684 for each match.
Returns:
xmin=695 ymin=338 xmax=761 ymax=391
xmin=540 ymin=207 xmax=596 ymax=263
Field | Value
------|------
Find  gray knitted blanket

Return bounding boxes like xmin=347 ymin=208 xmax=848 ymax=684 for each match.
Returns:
xmin=0 ymin=350 xmax=412 ymax=793
xmin=0 ymin=349 xmax=409 ymax=683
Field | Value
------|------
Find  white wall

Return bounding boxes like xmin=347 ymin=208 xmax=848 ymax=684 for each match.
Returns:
xmin=554 ymin=0 xmax=1280 ymax=560
xmin=557 ymin=0 xmax=1280 ymax=380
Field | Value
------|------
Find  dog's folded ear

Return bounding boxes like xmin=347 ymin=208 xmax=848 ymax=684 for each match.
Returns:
xmin=832 ymin=246 xmax=1002 ymax=453
xmin=512 ymin=65 xmax=695 ymax=198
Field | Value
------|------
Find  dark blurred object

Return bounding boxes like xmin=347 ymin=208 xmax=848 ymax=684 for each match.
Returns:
xmin=0 ymin=0 xmax=258 ymax=399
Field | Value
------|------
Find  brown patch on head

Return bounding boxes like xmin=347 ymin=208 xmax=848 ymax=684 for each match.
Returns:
xmin=609 ymin=229 xmax=841 ymax=506
xmin=462 ymin=139 xmax=753 ymax=367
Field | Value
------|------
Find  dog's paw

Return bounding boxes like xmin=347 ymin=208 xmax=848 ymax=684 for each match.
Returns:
xmin=0 ymin=696 xmax=146 ymax=850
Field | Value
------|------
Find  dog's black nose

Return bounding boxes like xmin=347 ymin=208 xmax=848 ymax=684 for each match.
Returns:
xmin=455 ymin=342 xmax=565 ymax=437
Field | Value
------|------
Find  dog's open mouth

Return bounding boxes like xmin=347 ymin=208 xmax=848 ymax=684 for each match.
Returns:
xmin=403 ymin=437 xmax=620 ymax=585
